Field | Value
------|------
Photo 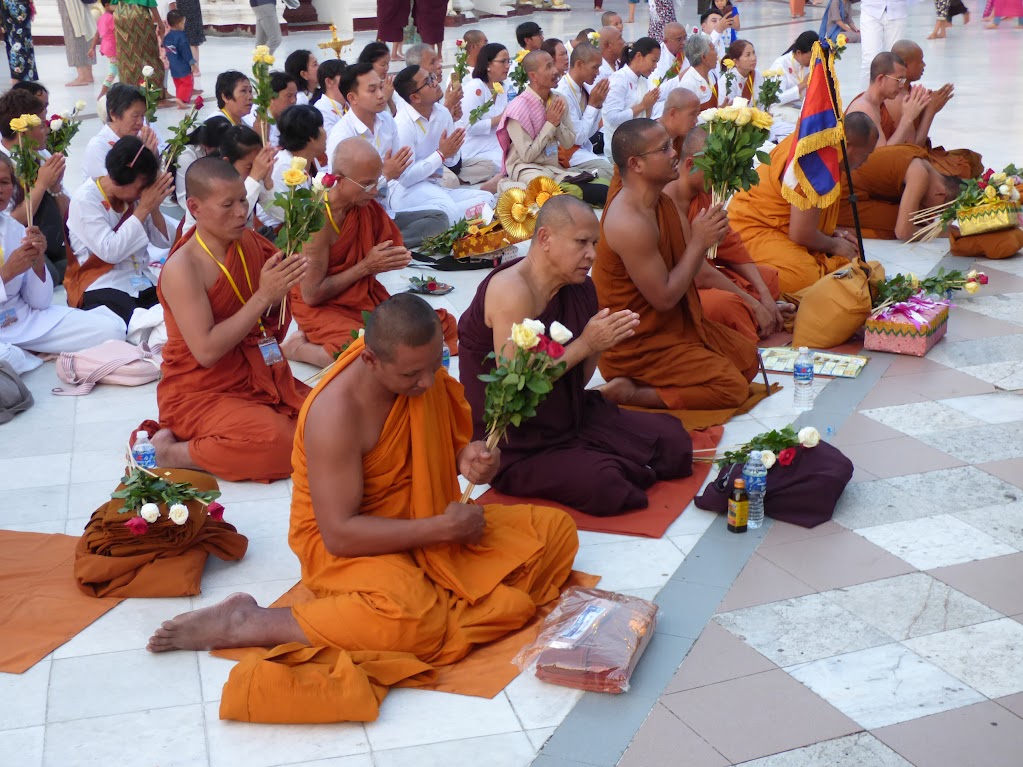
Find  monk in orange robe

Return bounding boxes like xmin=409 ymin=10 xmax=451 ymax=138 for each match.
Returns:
xmin=282 ymin=138 xmax=459 ymax=369
xmin=148 ymin=158 xmax=311 ymax=482
xmin=594 ymin=118 xmax=759 ymax=411
xmin=147 ymin=294 xmax=578 ymax=724
xmin=727 ymin=112 xmax=879 ymax=294
xmin=838 ymin=144 xmax=960 ymax=240
xmin=664 ymin=127 xmax=792 ymax=342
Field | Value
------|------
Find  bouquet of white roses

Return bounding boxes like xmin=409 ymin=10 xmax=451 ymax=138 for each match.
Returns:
xmin=46 ymin=100 xmax=87 ymax=156
xmin=694 ymin=98 xmax=773 ymax=259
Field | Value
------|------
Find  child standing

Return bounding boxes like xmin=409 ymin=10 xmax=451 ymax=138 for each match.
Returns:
xmin=88 ymin=0 xmax=118 ymax=98
xmin=163 ymin=10 xmax=199 ymax=108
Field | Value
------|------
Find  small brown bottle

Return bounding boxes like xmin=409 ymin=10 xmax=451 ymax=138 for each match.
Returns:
xmin=727 ymin=478 xmax=749 ymax=534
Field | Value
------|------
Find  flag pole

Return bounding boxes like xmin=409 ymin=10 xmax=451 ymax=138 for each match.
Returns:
xmin=820 ymin=43 xmax=866 ymax=260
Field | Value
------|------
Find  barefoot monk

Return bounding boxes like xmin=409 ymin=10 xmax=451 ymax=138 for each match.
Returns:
xmin=148 ymin=294 xmax=578 ymax=723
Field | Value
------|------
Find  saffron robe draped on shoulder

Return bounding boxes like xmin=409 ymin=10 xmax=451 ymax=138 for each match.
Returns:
xmin=728 ymin=134 xmax=849 ymax=294
xmin=155 ymin=228 xmax=311 ymax=482
xmin=457 ymin=259 xmax=692 ymax=517
xmin=592 ymin=192 xmax=759 ymax=410
xmin=288 ymin=200 xmax=459 ymax=355
xmin=218 ymin=339 xmax=578 ymax=723
xmin=838 ymin=144 xmax=930 ymax=239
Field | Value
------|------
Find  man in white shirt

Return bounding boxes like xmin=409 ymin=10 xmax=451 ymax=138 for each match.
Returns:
xmin=325 ymin=63 xmax=448 ymax=247
xmin=859 ymin=0 xmax=908 ymax=86
xmin=591 ymin=26 xmax=624 ymax=92
xmin=651 ymin=22 xmax=689 ymax=119
xmin=554 ymin=44 xmax=613 ymax=176
xmin=392 ymin=66 xmax=495 ymax=226
xmin=406 ymin=43 xmax=463 ymax=122
xmin=446 ymin=29 xmax=487 ymax=92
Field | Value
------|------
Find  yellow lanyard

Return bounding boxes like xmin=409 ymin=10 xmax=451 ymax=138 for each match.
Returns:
xmin=566 ymin=77 xmax=585 ymax=112
xmin=324 ymin=201 xmax=340 ymax=234
xmin=96 ymin=178 xmax=141 ymax=272
xmin=328 ymin=98 xmax=345 ymax=117
xmin=220 ymin=108 xmax=237 ymax=126
xmin=195 ymin=233 xmax=267 ymax=335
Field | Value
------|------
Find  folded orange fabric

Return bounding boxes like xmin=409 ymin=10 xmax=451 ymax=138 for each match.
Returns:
xmin=0 ymin=531 xmax=122 ymax=673
xmin=74 ymin=469 xmax=249 ymax=598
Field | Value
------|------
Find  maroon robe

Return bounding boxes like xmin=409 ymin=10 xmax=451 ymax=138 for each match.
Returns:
xmin=457 ymin=259 xmax=693 ymax=517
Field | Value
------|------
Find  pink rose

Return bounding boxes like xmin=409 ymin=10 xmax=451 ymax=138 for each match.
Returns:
xmin=125 ymin=516 xmax=149 ymax=535
xmin=977 ymin=273 xmax=989 ymax=285
xmin=207 ymin=501 xmax=225 ymax=521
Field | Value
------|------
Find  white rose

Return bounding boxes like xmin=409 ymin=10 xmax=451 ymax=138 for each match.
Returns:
xmin=75 ymin=99 xmax=87 ymax=111
xmin=1012 ymin=187 xmax=1021 ymax=202
xmin=358 ymin=328 xmax=365 ymax=337
xmin=698 ymin=108 xmax=719 ymax=124
xmin=999 ymin=184 xmax=1011 ymax=196
xmin=759 ymin=449 xmax=777 ymax=469
xmin=50 ymin=118 xmax=64 ymax=132
xmin=311 ymin=172 xmax=326 ymax=193
xmin=732 ymin=97 xmax=749 ymax=109
xmin=139 ymin=503 xmax=160 ymax=523
xmin=168 ymin=503 xmax=189 ymax=525
xmin=549 ymin=321 xmax=574 ymax=345
xmin=966 ymin=269 xmax=977 ymax=279
xmin=142 ymin=65 xmax=156 ymax=78
xmin=522 ymin=318 xmax=546 ymax=336
xmin=798 ymin=426 xmax=821 ymax=448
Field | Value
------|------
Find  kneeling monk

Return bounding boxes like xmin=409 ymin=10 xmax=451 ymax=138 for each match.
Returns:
xmin=148 ymin=294 xmax=578 ymax=723
xmin=282 ymin=138 xmax=459 ymax=369
xmin=727 ymin=112 xmax=879 ymax=294
xmin=458 ymin=195 xmax=693 ymax=517
xmin=150 ymin=158 xmax=311 ymax=482
xmin=594 ymin=118 xmax=759 ymax=411
xmin=665 ymin=127 xmax=790 ymax=342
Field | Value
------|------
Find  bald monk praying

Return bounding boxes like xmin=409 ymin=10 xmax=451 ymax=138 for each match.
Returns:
xmin=594 ymin=119 xmax=759 ymax=411
xmin=458 ymin=196 xmax=693 ymax=517
xmin=281 ymin=138 xmax=459 ymax=369
xmin=665 ymin=127 xmax=791 ymax=341
xmin=885 ymin=40 xmax=981 ymax=179
xmin=148 ymin=295 xmax=578 ymax=723
xmin=846 ymin=52 xmax=931 ymax=150
xmin=148 ymin=158 xmax=311 ymax=482
xmin=728 ymin=112 xmax=879 ymax=294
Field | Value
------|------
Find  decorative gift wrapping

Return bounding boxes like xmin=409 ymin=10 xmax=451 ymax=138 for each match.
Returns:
xmin=956 ymin=201 xmax=1023 ymax=237
xmin=513 ymin=587 xmax=658 ymax=694
xmin=452 ymin=226 xmax=524 ymax=259
xmin=864 ymin=300 xmax=949 ymax=357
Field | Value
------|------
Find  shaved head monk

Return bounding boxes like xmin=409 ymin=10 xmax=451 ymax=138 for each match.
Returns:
xmin=884 ymin=40 xmax=981 ymax=179
xmin=458 ymin=195 xmax=693 ymax=517
xmin=148 ymin=294 xmax=578 ymax=723
xmin=727 ymin=111 xmax=880 ymax=294
xmin=593 ymin=118 xmax=759 ymax=411
xmin=847 ymin=52 xmax=931 ymax=150
xmin=282 ymin=137 xmax=459 ymax=369
xmin=665 ymin=127 xmax=792 ymax=341
xmin=147 ymin=158 xmax=310 ymax=482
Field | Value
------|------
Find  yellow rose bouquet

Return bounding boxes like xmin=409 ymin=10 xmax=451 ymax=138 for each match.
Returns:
xmin=693 ymin=99 xmax=773 ymax=259
xmin=459 ymin=318 xmax=573 ymax=502
xmin=756 ymin=69 xmax=784 ymax=112
xmin=510 ymin=49 xmax=530 ymax=95
xmin=251 ymin=45 xmax=276 ymax=145
xmin=8 ymin=113 xmax=43 ymax=227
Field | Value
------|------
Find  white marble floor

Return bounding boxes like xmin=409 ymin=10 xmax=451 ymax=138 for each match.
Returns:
xmin=2 ymin=1 xmax=1023 ymax=766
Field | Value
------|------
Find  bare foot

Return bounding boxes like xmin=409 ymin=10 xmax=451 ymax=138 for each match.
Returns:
xmin=777 ymin=301 xmax=797 ymax=320
xmin=480 ymin=174 xmax=504 ymax=194
xmin=598 ymin=377 xmax=638 ymax=405
xmin=963 ymin=11 xmax=970 ymax=23
xmin=282 ymin=330 xmax=333 ymax=368
xmin=66 ymin=78 xmax=94 ymax=87
xmin=985 ymin=22 xmax=999 ymax=27
xmin=147 ymin=592 xmax=259 ymax=652
xmin=150 ymin=427 xmax=199 ymax=470
xmin=176 ymin=100 xmax=190 ymax=109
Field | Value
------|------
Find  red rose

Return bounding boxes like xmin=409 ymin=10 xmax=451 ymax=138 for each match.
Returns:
xmin=977 ymin=273 xmax=989 ymax=285
xmin=535 ymin=335 xmax=550 ymax=354
xmin=778 ymin=447 xmax=796 ymax=466
xmin=194 ymin=95 xmax=205 ymax=109
xmin=207 ymin=501 xmax=225 ymax=521
xmin=125 ymin=516 xmax=149 ymax=535
xmin=426 ymin=281 xmax=438 ymax=291
xmin=322 ymin=173 xmax=338 ymax=188
xmin=50 ymin=113 xmax=60 ymax=122
xmin=546 ymin=340 xmax=565 ymax=359
xmin=456 ymin=39 xmax=464 ymax=46
xmin=983 ymin=168 xmax=994 ymax=181
xmin=978 ymin=181 xmax=988 ymax=190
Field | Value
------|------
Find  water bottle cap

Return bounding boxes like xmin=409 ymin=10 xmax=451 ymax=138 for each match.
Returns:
xmin=798 ymin=346 xmax=809 ymax=353
xmin=136 ymin=431 xmax=149 ymax=439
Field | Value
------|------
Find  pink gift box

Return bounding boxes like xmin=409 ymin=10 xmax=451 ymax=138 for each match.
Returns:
xmin=864 ymin=303 xmax=949 ymax=357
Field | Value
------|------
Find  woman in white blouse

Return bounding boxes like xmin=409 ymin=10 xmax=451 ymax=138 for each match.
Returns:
xmin=770 ymin=31 xmax=818 ymax=123
xmin=718 ymin=40 xmax=763 ymax=106
xmin=457 ymin=43 xmax=511 ymax=178
xmin=82 ymin=84 xmax=159 ymax=183
xmin=67 ymin=137 xmax=174 ymax=325
xmin=174 ymin=115 xmax=232 ymax=215
xmin=0 ymin=155 xmax=124 ymax=374
xmin=602 ymin=37 xmax=662 ymax=156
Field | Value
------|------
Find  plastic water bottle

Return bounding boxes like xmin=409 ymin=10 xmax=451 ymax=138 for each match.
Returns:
xmin=132 ymin=431 xmax=157 ymax=469
xmin=441 ymin=343 xmax=451 ymax=370
xmin=742 ymin=450 xmax=768 ymax=529
xmin=793 ymin=346 xmax=815 ymax=411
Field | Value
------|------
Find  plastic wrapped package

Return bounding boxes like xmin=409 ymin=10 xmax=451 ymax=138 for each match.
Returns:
xmin=513 ymin=587 xmax=658 ymax=693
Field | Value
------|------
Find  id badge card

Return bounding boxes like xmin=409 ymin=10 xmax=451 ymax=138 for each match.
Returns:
xmin=545 ymin=143 xmax=558 ymax=158
xmin=258 ymin=334 xmax=284 ymax=366
xmin=130 ymin=274 xmax=152 ymax=292
xmin=0 ymin=307 xmax=17 ymax=328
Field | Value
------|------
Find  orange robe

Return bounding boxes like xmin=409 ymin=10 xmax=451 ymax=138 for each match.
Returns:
xmin=593 ymin=191 xmax=759 ymax=410
xmin=728 ymin=134 xmax=849 ymax=294
xmin=290 ymin=201 xmax=458 ymax=355
xmin=218 ymin=338 xmax=577 ymax=723
xmin=156 ymin=229 xmax=311 ymax=482
xmin=838 ymin=144 xmax=930 ymax=239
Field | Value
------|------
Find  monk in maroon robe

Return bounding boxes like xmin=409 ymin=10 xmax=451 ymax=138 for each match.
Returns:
xmin=457 ymin=196 xmax=693 ymax=517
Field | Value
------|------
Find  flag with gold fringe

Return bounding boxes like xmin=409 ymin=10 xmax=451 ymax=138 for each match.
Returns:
xmin=781 ymin=42 xmax=845 ymax=211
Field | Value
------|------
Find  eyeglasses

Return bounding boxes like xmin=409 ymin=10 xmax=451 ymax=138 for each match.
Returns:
xmin=411 ymin=73 xmax=439 ymax=94
xmin=636 ymin=140 xmax=673 ymax=157
xmin=883 ymin=74 xmax=907 ymax=86
xmin=340 ymin=175 xmax=379 ymax=194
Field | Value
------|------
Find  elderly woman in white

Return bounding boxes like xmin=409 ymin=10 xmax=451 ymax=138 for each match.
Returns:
xmin=602 ymin=37 xmax=663 ymax=158
xmin=0 ymin=156 xmax=124 ymax=375
xmin=82 ymin=83 xmax=160 ymax=183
